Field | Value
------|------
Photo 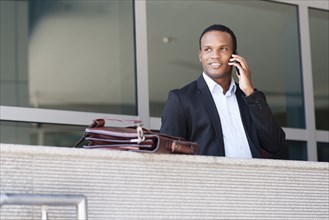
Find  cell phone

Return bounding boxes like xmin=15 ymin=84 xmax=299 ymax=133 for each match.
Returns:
xmin=233 ymin=50 xmax=240 ymax=75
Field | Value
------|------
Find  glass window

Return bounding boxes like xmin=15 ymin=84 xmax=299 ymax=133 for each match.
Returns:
xmin=0 ymin=0 xmax=136 ymax=115
xmin=317 ymin=142 xmax=329 ymax=162
xmin=147 ymin=0 xmax=304 ymax=128
xmin=271 ymin=140 xmax=307 ymax=161
xmin=0 ymin=121 xmax=85 ymax=147
xmin=285 ymin=140 xmax=308 ymax=161
xmin=309 ymin=8 xmax=329 ymax=131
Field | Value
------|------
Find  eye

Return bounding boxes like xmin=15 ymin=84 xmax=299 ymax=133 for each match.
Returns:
xmin=221 ymin=47 xmax=227 ymax=51
xmin=204 ymin=48 xmax=211 ymax=52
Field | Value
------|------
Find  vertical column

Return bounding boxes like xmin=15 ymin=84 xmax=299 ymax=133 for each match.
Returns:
xmin=134 ymin=0 xmax=150 ymax=128
xmin=298 ymin=3 xmax=317 ymax=161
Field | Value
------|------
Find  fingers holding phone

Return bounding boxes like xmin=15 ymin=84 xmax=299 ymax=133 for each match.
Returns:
xmin=229 ymin=53 xmax=250 ymax=77
xmin=229 ymin=53 xmax=254 ymax=96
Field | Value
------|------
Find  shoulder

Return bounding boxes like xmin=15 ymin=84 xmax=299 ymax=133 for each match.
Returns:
xmin=169 ymin=75 xmax=203 ymax=96
xmin=166 ymin=81 xmax=198 ymax=104
xmin=176 ymin=80 xmax=198 ymax=93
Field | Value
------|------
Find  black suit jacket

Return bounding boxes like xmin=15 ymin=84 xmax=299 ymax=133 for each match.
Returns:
xmin=160 ymin=75 xmax=286 ymax=158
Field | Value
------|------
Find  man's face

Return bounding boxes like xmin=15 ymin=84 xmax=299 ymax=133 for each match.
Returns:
xmin=199 ymin=31 xmax=234 ymax=80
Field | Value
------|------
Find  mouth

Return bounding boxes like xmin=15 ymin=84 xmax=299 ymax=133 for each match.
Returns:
xmin=208 ymin=62 xmax=223 ymax=68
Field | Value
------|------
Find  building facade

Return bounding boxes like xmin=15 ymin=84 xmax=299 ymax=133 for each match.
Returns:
xmin=0 ymin=0 xmax=328 ymax=161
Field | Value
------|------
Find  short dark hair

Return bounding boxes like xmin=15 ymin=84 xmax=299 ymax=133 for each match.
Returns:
xmin=199 ymin=24 xmax=237 ymax=52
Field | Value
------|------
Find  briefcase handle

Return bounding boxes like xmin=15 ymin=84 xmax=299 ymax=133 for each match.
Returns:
xmin=91 ymin=118 xmax=143 ymax=128
xmin=91 ymin=118 xmax=145 ymax=143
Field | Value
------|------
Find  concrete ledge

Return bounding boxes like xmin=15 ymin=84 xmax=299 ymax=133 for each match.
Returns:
xmin=1 ymin=143 xmax=328 ymax=219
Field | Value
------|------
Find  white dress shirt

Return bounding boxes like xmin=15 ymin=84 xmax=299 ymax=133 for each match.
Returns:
xmin=203 ymin=73 xmax=252 ymax=158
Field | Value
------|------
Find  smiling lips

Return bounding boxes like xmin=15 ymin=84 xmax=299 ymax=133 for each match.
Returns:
xmin=209 ymin=62 xmax=223 ymax=68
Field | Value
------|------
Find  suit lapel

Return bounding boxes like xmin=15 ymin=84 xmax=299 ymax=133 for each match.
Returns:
xmin=197 ymin=75 xmax=225 ymax=156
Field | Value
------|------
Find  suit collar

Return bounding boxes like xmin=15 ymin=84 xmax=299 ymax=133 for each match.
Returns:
xmin=202 ymin=73 xmax=237 ymax=96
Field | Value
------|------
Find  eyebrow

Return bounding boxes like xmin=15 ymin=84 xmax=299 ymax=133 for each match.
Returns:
xmin=201 ymin=44 xmax=229 ymax=48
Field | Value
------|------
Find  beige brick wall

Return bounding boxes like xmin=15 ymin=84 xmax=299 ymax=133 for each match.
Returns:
xmin=1 ymin=143 xmax=328 ymax=219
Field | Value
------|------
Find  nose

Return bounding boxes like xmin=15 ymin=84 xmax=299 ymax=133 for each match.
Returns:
xmin=211 ymin=49 xmax=221 ymax=58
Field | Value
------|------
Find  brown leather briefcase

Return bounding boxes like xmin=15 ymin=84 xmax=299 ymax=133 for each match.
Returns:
xmin=74 ymin=118 xmax=199 ymax=155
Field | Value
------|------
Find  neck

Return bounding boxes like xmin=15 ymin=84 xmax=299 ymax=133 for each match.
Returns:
xmin=214 ymin=76 xmax=232 ymax=95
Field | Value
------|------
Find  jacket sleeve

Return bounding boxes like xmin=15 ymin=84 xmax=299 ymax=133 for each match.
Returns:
xmin=160 ymin=90 xmax=188 ymax=139
xmin=243 ymin=90 xmax=286 ymax=154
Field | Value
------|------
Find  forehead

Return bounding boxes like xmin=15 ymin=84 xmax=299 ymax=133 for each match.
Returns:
xmin=200 ymin=31 xmax=233 ymax=47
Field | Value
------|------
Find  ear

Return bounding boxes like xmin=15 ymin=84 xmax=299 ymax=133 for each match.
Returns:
xmin=198 ymin=51 xmax=202 ymax=62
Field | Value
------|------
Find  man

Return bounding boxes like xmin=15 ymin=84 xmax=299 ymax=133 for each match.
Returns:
xmin=160 ymin=24 xmax=286 ymax=158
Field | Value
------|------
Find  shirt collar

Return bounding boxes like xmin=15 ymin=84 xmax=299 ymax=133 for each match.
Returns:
xmin=202 ymin=72 xmax=236 ymax=96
